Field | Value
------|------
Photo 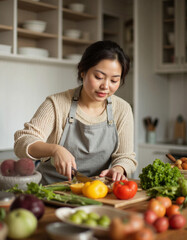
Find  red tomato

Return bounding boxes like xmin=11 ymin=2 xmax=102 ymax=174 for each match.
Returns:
xmin=156 ymin=196 xmax=172 ymax=209
xmin=166 ymin=205 xmax=180 ymax=217
xmin=176 ymin=196 xmax=185 ymax=205
xmin=153 ymin=217 xmax=169 ymax=233
xmin=144 ymin=210 xmax=158 ymax=225
xmin=113 ymin=180 xmax=138 ymax=200
xmin=169 ymin=214 xmax=186 ymax=229
xmin=148 ymin=199 xmax=166 ymax=217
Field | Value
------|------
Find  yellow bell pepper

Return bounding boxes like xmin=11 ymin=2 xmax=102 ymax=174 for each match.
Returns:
xmin=82 ymin=180 xmax=108 ymax=199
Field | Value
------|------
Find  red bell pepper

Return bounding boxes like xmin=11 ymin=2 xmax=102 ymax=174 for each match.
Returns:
xmin=113 ymin=180 xmax=138 ymax=200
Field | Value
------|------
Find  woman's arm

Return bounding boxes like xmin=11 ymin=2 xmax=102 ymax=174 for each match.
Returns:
xmin=28 ymin=141 xmax=76 ymax=180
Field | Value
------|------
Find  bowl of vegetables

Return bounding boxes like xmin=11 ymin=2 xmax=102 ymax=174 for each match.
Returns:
xmin=55 ymin=205 xmax=145 ymax=237
xmin=166 ymin=155 xmax=187 ymax=179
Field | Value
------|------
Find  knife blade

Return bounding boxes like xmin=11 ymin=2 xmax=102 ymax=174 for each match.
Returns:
xmin=71 ymin=167 xmax=94 ymax=183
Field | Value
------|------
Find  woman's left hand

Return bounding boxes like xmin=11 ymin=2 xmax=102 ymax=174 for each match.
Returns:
xmin=99 ymin=166 xmax=127 ymax=182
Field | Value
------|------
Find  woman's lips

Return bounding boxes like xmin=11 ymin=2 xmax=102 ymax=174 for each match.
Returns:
xmin=96 ymin=92 xmax=107 ymax=97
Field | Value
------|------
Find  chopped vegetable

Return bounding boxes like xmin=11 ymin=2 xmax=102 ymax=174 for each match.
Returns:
xmin=139 ymin=159 xmax=183 ymax=190
xmin=7 ymin=182 xmax=102 ymax=206
xmin=70 ymin=183 xmax=85 ymax=194
xmin=44 ymin=185 xmax=70 ymax=191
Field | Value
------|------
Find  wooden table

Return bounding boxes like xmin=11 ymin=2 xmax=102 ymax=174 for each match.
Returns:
xmin=21 ymin=201 xmax=187 ymax=240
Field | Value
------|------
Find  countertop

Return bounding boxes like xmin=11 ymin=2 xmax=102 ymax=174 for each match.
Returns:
xmin=18 ymin=200 xmax=187 ymax=240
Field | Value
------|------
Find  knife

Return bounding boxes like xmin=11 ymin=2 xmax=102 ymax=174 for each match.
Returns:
xmin=71 ymin=167 xmax=94 ymax=183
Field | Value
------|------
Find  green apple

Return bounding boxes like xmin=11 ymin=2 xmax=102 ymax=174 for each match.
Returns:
xmin=97 ymin=215 xmax=111 ymax=227
xmin=5 ymin=208 xmax=37 ymax=239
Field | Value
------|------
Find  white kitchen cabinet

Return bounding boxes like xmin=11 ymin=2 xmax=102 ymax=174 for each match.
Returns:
xmin=154 ymin=0 xmax=187 ymax=73
xmin=0 ymin=0 xmax=100 ymax=63
xmin=0 ymin=0 xmax=133 ymax=64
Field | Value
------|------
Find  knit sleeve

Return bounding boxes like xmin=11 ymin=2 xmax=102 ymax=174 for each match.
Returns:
xmin=14 ymin=97 xmax=57 ymax=160
xmin=111 ymin=98 xmax=138 ymax=177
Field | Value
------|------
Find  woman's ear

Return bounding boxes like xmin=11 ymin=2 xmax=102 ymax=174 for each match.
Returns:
xmin=81 ymin=72 xmax=85 ymax=79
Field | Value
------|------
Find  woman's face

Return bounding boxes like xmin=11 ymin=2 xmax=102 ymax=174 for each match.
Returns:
xmin=81 ymin=59 xmax=122 ymax=103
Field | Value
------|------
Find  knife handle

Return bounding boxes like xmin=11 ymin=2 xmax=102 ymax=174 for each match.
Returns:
xmin=71 ymin=166 xmax=77 ymax=175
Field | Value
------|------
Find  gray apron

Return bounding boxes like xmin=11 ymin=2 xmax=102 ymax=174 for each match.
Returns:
xmin=38 ymin=86 xmax=118 ymax=185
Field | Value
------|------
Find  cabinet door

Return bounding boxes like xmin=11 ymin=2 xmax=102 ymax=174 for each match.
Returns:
xmin=156 ymin=0 xmax=180 ymax=72
xmin=180 ymin=0 xmax=187 ymax=69
xmin=155 ymin=0 xmax=187 ymax=73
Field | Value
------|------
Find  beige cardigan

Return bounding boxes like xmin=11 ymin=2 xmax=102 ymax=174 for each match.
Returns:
xmin=14 ymin=88 xmax=137 ymax=177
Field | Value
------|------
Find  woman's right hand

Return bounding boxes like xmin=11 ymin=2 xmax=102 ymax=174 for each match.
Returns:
xmin=53 ymin=145 xmax=76 ymax=181
xmin=28 ymin=141 xmax=76 ymax=181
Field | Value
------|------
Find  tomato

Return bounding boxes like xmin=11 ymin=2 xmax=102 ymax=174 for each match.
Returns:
xmin=169 ymin=214 xmax=186 ymax=229
xmin=153 ymin=217 xmax=169 ymax=233
xmin=176 ymin=196 xmax=185 ymax=205
xmin=166 ymin=204 xmax=180 ymax=217
xmin=113 ymin=180 xmax=138 ymax=200
xmin=144 ymin=210 xmax=158 ymax=225
xmin=156 ymin=196 xmax=172 ymax=209
xmin=148 ymin=199 xmax=166 ymax=217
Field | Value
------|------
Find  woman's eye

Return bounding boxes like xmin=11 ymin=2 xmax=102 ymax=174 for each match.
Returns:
xmin=111 ymin=80 xmax=118 ymax=83
xmin=95 ymin=76 xmax=103 ymax=80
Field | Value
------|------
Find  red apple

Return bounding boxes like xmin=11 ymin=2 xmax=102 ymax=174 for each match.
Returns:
xmin=144 ymin=209 xmax=158 ymax=225
xmin=0 ymin=159 xmax=16 ymax=176
xmin=15 ymin=158 xmax=35 ymax=176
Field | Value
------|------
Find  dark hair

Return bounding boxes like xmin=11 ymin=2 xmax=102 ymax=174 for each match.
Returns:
xmin=77 ymin=40 xmax=130 ymax=86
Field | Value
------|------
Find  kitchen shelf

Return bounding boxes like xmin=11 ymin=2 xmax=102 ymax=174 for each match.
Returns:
xmin=62 ymin=36 xmax=93 ymax=46
xmin=18 ymin=28 xmax=58 ymax=39
xmin=0 ymin=24 xmax=13 ymax=31
xmin=18 ymin=0 xmax=57 ymax=12
xmin=62 ymin=8 xmax=96 ymax=21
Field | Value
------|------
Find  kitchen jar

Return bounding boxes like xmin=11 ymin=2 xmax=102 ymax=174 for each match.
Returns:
xmin=146 ymin=131 xmax=156 ymax=144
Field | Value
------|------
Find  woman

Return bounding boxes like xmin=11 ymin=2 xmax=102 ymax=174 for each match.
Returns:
xmin=14 ymin=40 xmax=137 ymax=185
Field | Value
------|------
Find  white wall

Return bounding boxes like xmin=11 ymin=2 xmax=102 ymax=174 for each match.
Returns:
xmin=0 ymin=59 xmax=77 ymax=150
xmin=134 ymin=0 xmax=170 ymax=144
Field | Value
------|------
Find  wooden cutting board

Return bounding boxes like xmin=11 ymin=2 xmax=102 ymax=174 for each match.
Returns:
xmin=48 ymin=179 xmax=150 ymax=208
xmin=53 ymin=190 xmax=149 ymax=208
xmin=95 ymin=190 xmax=149 ymax=208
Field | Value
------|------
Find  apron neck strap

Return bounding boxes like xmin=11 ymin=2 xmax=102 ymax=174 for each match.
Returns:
xmin=68 ymin=85 xmax=114 ymax=125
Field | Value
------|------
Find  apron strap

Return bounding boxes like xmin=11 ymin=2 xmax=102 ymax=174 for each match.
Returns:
xmin=106 ymin=97 xmax=114 ymax=125
xmin=68 ymin=85 xmax=82 ymax=123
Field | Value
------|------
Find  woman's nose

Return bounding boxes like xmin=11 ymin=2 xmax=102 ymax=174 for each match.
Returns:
xmin=100 ymin=80 xmax=109 ymax=89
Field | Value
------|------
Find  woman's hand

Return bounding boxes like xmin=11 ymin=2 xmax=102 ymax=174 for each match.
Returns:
xmin=99 ymin=166 xmax=127 ymax=181
xmin=53 ymin=145 xmax=76 ymax=181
